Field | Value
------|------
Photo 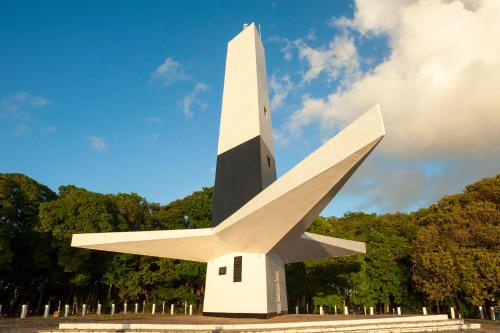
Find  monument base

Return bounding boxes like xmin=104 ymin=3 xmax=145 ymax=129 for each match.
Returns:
xmin=202 ymin=311 xmax=287 ymax=319
xmin=41 ymin=315 xmax=482 ymax=333
xmin=202 ymin=252 xmax=288 ymax=316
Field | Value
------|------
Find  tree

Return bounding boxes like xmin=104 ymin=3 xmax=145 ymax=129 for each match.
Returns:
xmin=39 ymin=185 xmax=123 ymax=308
xmin=411 ymin=175 xmax=500 ymax=313
xmin=1 ymin=172 xmax=498 ymax=317
xmin=291 ymin=212 xmax=419 ymax=313
xmin=0 ymin=173 xmax=58 ymax=313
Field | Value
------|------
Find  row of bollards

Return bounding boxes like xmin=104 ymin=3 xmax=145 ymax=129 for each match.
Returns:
xmin=15 ymin=301 xmax=196 ymax=318
xmin=10 ymin=302 xmax=497 ymax=320
xmin=305 ymin=304 xmax=496 ymax=321
xmin=316 ymin=306 xmax=352 ymax=315
xmin=478 ymin=306 xmax=496 ymax=320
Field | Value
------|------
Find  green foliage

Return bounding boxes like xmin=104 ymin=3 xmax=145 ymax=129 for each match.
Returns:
xmin=0 ymin=224 xmax=14 ymax=268
xmin=312 ymin=293 xmax=343 ymax=309
xmin=0 ymin=173 xmax=59 ymax=311
xmin=411 ymin=175 xmax=500 ymax=310
xmin=39 ymin=185 xmax=126 ymax=238
xmin=292 ymin=212 xmax=418 ymax=312
xmin=0 ymin=173 xmax=57 ymax=230
xmin=0 ymin=172 xmax=498 ymax=317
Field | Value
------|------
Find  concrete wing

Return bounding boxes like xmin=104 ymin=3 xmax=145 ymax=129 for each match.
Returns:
xmin=213 ymin=105 xmax=385 ymax=254
xmin=71 ymin=228 xmax=216 ymax=262
xmin=273 ymin=232 xmax=366 ymax=264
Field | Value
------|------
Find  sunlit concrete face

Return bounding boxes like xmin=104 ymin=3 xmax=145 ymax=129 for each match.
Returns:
xmin=203 ymin=252 xmax=287 ymax=316
xmin=71 ymin=22 xmax=385 ymax=318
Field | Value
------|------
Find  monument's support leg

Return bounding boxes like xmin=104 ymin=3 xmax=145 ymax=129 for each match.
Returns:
xmin=203 ymin=252 xmax=287 ymax=318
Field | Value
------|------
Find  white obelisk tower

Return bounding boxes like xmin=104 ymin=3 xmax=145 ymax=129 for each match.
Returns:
xmin=204 ymin=23 xmax=284 ymax=317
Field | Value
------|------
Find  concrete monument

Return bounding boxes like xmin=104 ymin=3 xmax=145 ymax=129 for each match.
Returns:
xmin=71 ymin=23 xmax=385 ymax=318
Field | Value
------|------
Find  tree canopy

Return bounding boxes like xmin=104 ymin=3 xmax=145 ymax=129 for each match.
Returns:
xmin=0 ymin=172 xmax=498 ymax=317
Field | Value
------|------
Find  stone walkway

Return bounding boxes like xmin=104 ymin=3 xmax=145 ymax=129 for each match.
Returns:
xmin=0 ymin=314 xmax=497 ymax=333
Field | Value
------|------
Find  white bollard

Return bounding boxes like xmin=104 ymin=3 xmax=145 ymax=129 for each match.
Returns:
xmin=334 ymin=305 xmax=337 ymax=315
xmin=364 ymin=306 xmax=366 ymax=315
xmin=320 ymin=306 xmax=324 ymax=315
xmin=397 ymin=307 xmax=401 ymax=315
xmin=134 ymin=303 xmax=138 ymax=314
xmin=111 ymin=304 xmax=115 ymax=315
xmin=162 ymin=301 xmax=165 ymax=314
xmin=295 ymin=306 xmax=299 ymax=314
xmin=370 ymin=307 xmax=374 ymax=315
xmin=82 ymin=304 xmax=86 ymax=316
xmin=124 ymin=302 xmax=127 ymax=314
xmin=392 ymin=307 xmax=395 ymax=314
xmin=43 ymin=304 xmax=49 ymax=318
xmin=479 ymin=306 xmax=484 ymax=319
xmin=450 ymin=307 xmax=455 ymax=319
xmin=97 ymin=303 xmax=101 ymax=315
xmin=490 ymin=307 xmax=496 ymax=320
xmin=142 ymin=301 xmax=145 ymax=313
xmin=152 ymin=303 xmax=156 ymax=315
xmin=344 ymin=306 xmax=348 ymax=315
xmin=184 ymin=302 xmax=187 ymax=315
xmin=423 ymin=307 xmax=427 ymax=315
xmin=170 ymin=304 xmax=174 ymax=315
xmin=20 ymin=304 xmax=27 ymax=319
xmin=189 ymin=304 xmax=193 ymax=316
xmin=64 ymin=304 xmax=69 ymax=317
xmin=306 ymin=303 xmax=309 ymax=314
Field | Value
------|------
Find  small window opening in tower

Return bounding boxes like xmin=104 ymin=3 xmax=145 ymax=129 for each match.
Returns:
xmin=264 ymin=106 xmax=267 ymax=118
xmin=267 ymin=156 xmax=271 ymax=167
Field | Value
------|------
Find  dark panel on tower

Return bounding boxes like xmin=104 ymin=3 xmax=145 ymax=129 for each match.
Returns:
xmin=211 ymin=135 xmax=276 ymax=227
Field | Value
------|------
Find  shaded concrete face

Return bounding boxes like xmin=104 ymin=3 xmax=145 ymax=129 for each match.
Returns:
xmin=212 ymin=136 xmax=276 ymax=227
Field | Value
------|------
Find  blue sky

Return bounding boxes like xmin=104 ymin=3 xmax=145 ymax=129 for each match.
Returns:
xmin=1 ymin=0 xmax=499 ymax=217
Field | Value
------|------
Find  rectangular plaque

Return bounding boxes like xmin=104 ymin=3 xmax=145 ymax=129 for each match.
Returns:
xmin=233 ymin=256 xmax=242 ymax=282
xmin=218 ymin=266 xmax=226 ymax=275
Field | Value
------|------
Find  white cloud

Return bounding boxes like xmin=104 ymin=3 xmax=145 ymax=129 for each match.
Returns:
xmin=11 ymin=91 xmax=50 ymax=107
xmin=332 ymin=0 xmax=412 ymax=37
xmin=31 ymin=97 xmax=50 ymax=107
xmin=296 ymin=35 xmax=361 ymax=85
xmin=339 ymin=154 xmax=500 ymax=212
xmin=41 ymin=125 xmax=56 ymax=135
xmin=147 ymin=117 xmax=163 ymax=124
xmin=151 ymin=57 xmax=209 ymax=118
xmin=88 ymin=135 xmax=108 ymax=152
xmin=13 ymin=124 xmax=29 ymax=136
xmin=151 ymin=57 xmax=189 ymax=85
xmin=277 ymin=0 xmax=500 ymax=213
xmin=138 ymin=133 xmax=159 ymax=142
xmin=269 ymin=73 xmax=294 ymax=110
xmin=1 ymin=91 xmax=50 ymax=120
xmin=306 ymin=29 xmax=316 ymax=41
xmin=179 ymin=82 xmax=209 ymax=118
xmin=267 ymin=35 xmax=295 ymax=61
xmin=282 ymin=0 xmax=500 ymax=159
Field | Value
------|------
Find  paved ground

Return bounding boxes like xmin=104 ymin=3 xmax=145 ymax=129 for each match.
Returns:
xmin=0 ymin=314 xmax=497 ymax=333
